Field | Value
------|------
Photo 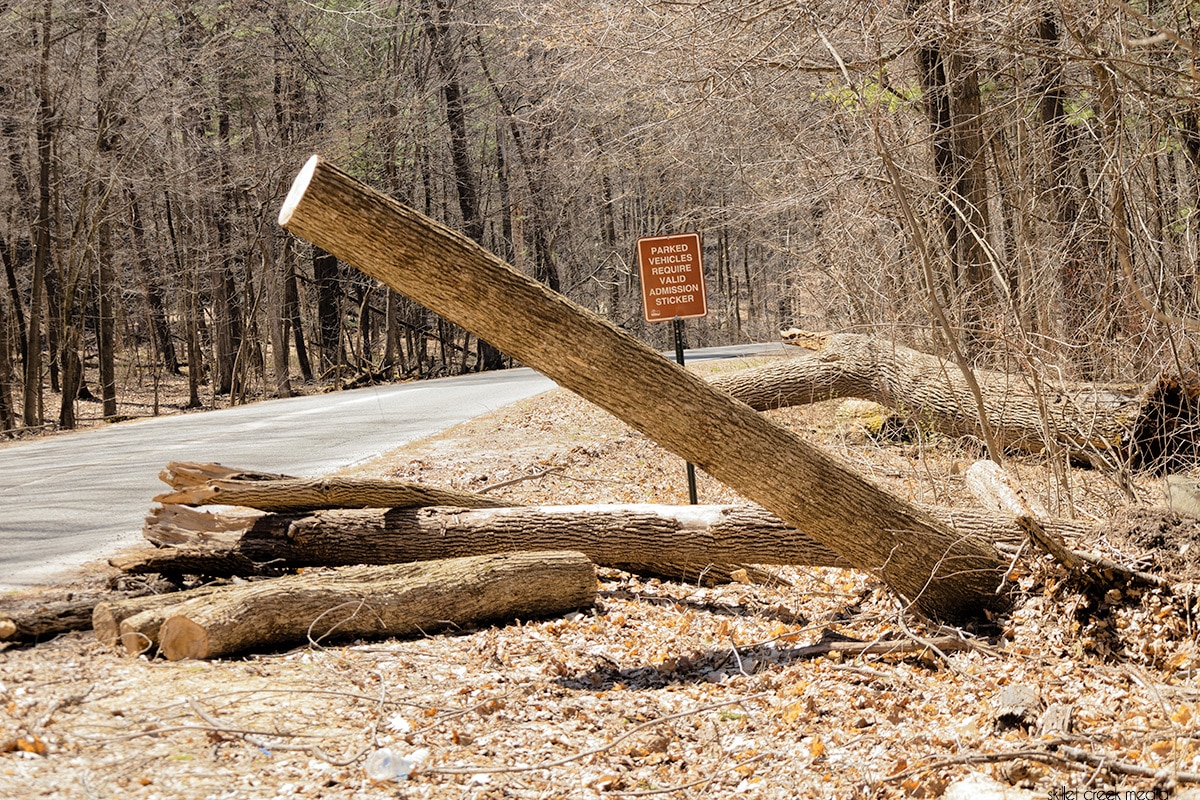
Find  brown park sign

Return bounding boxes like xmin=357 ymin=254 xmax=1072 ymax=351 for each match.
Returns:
xmin=637 ymin=233 xmax=707 ymax=322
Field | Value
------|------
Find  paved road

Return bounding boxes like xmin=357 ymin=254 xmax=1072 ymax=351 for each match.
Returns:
xmin=0 ymin=369 xmax=556 ymax=590
xmin=0 ymin=343 xmax=782 ymax=590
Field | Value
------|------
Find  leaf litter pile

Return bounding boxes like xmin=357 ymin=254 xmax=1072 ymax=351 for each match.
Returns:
xmin=5 ymin=363 xmax=1200 ymax=799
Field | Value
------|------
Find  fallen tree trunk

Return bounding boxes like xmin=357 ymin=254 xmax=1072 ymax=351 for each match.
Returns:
xmin=124 ymin=550 xmax=596 ymax=660
xmin=120 ymin=501 xmax=1105 ymax=578
xmin=0 ymin=578 xmax=178 ymax=644
xmin=155 ymin=463 xmax=510 ymax=512
xmin=278 ymin=156 xmax=1008 ymax=622
xmin=116 ymin=503 xmax=851 ymax=579
xmin=710 ymin=330 xmax=1199 ymax=473
xmin=0 ymin=591 xmax=117 ymax=644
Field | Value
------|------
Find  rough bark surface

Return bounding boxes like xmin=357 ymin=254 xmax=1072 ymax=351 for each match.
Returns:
xmin=1 ymin=580 xmax=177 ymax=643
xmin=122 ymin=501 xmax=1104 ymax=576
xmin=120 ymin=503 xmax=850 ymax=578
xmin=0 ymin=593 xmax=109 ymax=643
xmin=133 ymin=550 xmax=596 ymax=660
xmin=278 ymin=156 xmax=1008 ymax=622
xmin=711 ymin=330 xmax=1198 ymax=473
xmin=155 ymin=461 xmax=509 ymax=512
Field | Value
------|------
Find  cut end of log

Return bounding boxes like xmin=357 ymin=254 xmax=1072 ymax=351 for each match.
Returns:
xmin=120 ymin=628 xmax=155 ymax=657
xmin=0 ymin=618 xmax=16 ymax=640
xmin=92 ymin=604 xmax=119 ymax=648
xmin=278 ymin=155 xmax=321 ymax=228
xmin=160 ymin=616 xmax=210 ymax=661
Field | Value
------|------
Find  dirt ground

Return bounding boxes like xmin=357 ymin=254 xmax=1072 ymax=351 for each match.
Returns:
xmin=4 ymin=358 xmax=1200 ymax=799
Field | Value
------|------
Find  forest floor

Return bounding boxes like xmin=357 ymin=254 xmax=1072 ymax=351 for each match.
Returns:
xmin=4 ymin=356 xmax=1200 ymax=799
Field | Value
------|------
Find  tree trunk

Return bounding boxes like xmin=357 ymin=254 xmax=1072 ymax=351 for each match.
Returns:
xmin=128 ymin=188 xmax=179 ymax=374
xmin=1 ymin=578 xmax=177 ymax=644
xmin=425 ymin=2 xmax=507 ymax=370
xmin=711 ymin=330 xmax=1197 ymax=473
xmin=23 ymin=0 xmax=53 ymax=430
xmin=0 ymin=594 xmax=106 ymax=643
xmin=128 ymin=551 xmax=596 ymax=660
xmin=266 ymin=230 xmax=293 ymax=397
xmin=154 ymin=473 xmax=514 ymax=512
xmin=0 ymin=288 xmax=14 ymax=433
xmin=278 ymin=156 xmax=1009 ymax=622
xmin=92 ymin=583 xmax=232 ymax=651
xmin=93 ymin=0 xmax=118 ymax=419
xmin=119 ymin=502 xmax=853 ymax=579
xmin=56 ymin=324 xmax=81 ymax=429
xmin=284 ymin=257 xmax=313 ymax=381
xmin=910 ymin=0 xmax=992 ymax=343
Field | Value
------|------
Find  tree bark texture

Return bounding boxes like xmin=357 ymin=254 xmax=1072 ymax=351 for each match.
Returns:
xmin=155 ymin=475 xmax=513 ymax=513
xmin=122 ymin=550 xmax=596 ymax=660
xmin=121 ymin=502 xmax=852 ymax=578
xmin=711 ymin=330 xmax=1197 ymax=473
xmin=1 ymin=579 xmax=177 ymax=643
xmin=278 ymin=156 xmax=1008 ymax=622
xmin=122 ymin=500 xmax=1106 ymax=577
xmin=0 ymin=594 xmax=102 ymax=643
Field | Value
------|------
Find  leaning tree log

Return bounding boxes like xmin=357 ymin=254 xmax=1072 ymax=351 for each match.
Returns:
xmin=278 ymin=156 xmax=1008 ymax=622
xmin=124 ymin=550 xmax=596 ymax=660
xmin=709 ymin=329 xmax=1200 ymax=473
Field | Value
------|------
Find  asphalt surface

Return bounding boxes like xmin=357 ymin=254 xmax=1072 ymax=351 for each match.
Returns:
xmin=0 ymin=343 xmax=783 ymax=590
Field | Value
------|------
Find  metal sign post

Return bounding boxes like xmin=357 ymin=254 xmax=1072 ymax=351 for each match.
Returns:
xmin=637 ymin=232 xmax=707 ymax=505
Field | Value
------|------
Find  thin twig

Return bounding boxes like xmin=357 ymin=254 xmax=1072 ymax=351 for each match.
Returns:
xmin=782 ymin=634 xmax=978 ymax=660
xmin=1058 ymin=744 xmax=1200 ymax=783
xmin=188 ymin=698 xmax=367 ymax=766
xmin=885 ymin=743 xmax=1200 ymax=785
xmin=478 ymin=467 xmax=559 ymax=493
xmin=609 ymin=753 xmax=769 ymax=797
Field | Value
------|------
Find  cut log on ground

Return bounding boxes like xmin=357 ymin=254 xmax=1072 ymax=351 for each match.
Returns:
xmin=122 ymin=550 xmax=596 ymax=660
xmin=155 ymin=463 xmax=510 ymax=512
xmin=709 ymin=329 xmax=1200 ymax=473
xmin=118 ymin=503 xmax=851 ymax=579
xmin=119 ymin=501 xmax=1106 ymax=579
xmin=278 ymin=156 xmax=1008 ymax=622
xmin=93 ymin=583 xmax=231 ymax=651
xmin=0 ymin=578 xmax=178 ymax=644
xmin=0 ymin=592 xmax=115 ymax=644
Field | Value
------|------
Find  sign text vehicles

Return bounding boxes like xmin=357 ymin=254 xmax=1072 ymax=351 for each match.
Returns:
xmin=636 ymin=233 xmax=708 ymax=322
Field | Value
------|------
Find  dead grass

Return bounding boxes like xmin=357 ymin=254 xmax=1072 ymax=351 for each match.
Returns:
xmin=3 ymin=360 xmax=1200 ymax=799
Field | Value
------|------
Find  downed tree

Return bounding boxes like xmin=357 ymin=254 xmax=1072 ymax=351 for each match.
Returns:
xmin=117 ymin=499 xmax=1121 ymax=580
xmin=114 ymin=502 xmax=851 ymax=579
xmin=709 ymin=329 xmax=1200 ymax=473
xmin=278 ymin=156 xmax=1009 ymax=622
xmin=0 ymin=594 xmax=106 ymax=644
xmin=154 ymin=461 xmax=510 ymax=512
xmin=116 ymin=550 xmax=596 ymax=660
xmin=0 ymin=577 xmax=178 ymax=644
